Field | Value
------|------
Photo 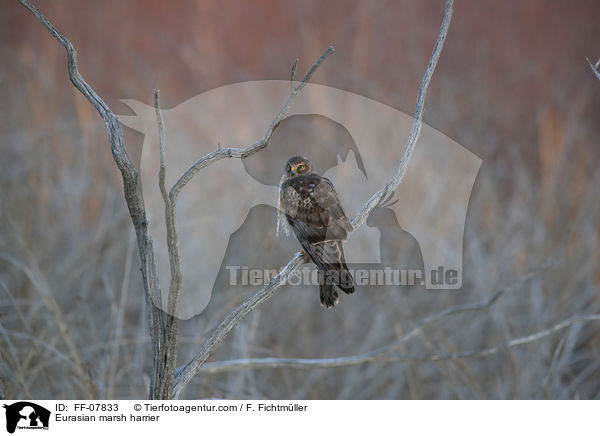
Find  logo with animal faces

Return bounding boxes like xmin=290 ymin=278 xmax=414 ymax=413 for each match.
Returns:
xmin=2 ymin=402 xmax=50 ymax=433
xmin=118 ymin=81 xmax=481 ymax=319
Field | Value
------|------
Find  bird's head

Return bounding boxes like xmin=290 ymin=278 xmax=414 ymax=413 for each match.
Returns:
xmin=284 ymin=156 xmax=313 ymax=177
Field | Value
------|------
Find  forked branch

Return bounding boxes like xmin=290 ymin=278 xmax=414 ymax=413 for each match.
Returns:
xmin=151 ymin=48 xmax=335 ymax=397
xmin=17 ymin=0 xmax=166 ymax=398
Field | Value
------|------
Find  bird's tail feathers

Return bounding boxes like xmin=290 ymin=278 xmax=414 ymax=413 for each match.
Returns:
xmin=302 ymin=240 xmax=355 ymax=307
xmin=319 ymin=279 xmax=339 ymax=308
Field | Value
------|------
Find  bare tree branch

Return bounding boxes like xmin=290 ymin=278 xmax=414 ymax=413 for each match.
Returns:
xmin=18 ymin=0 xmax=165 ymax=399
xmin=153 ymin=90 xmax=168 ymax=397
xmin=192 ymin=314 xmax=600 ymax=372
xmin=173 ymin=0 xmax=455 ymax=398
xmin=587 ymin=57 xmax=600 ymax=81
xmin=169 ymin=46 xmax=335 ymax=205
xmin=154 ymin=90 xmax=181 ymax=399
xmin=351 ymin=0 xmax=453 ymax=229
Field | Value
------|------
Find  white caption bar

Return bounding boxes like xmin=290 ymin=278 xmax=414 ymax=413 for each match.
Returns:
xmin=0 ymin=400 xmax=596 ymax=435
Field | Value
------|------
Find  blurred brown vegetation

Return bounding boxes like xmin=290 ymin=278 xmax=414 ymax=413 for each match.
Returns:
xmin=1 ymin=0 xmax=600 ymax=399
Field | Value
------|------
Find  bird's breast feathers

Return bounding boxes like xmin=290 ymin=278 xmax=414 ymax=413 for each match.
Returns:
xmin=279 ymin=174 xmax=352 ymax=236
xmin=280 ymin=174 xmax=324 ymax=214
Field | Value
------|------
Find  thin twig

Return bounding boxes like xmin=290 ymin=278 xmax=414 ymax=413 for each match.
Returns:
xmin=587 ymin=57 xmax=600 ymax=81
xmin=173 ymin=0 xmax=454 ymax=398
xmin=430 ymin=314 xmax=600 ymax=360
xmin=290 ymin=58 xmax=299 ymax=86
xmin=155 ymin=90 xmax=169 ymax=206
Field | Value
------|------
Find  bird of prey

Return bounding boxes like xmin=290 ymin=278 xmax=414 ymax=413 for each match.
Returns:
xmin=278 ymin=156 xmax=355 ymax=307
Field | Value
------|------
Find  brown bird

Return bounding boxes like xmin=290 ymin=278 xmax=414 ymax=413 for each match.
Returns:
xmin=278 ymin=156 xmax=355 ymax=307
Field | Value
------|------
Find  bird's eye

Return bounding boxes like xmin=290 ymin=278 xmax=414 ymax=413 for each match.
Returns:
xmin=298 ymin=164 xmax=305 ymax=172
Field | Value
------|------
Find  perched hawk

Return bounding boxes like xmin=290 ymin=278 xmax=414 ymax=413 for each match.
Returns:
xmin=278 ymin=156 xmax=355 ymax=307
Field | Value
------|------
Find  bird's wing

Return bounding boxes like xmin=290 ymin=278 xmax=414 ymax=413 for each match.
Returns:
xmin=312 ymin=177 xmax=354 ymax=238
xmin=307 ymin=240 xmax=355 ymax=296
xmin=287 ymin=219 xmax=327 ymax=245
